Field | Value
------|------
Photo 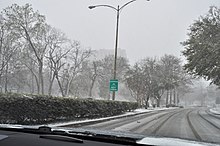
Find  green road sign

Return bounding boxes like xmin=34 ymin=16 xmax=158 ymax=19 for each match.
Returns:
xmin=110 ymin=79 xmax=118 ymax=91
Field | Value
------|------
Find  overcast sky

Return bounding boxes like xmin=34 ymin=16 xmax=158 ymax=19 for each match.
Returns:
xmin=1 ymin=0 xmax=220 ymax=64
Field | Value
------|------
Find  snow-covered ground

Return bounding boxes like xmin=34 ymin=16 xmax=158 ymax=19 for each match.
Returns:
xmin=49 ymin=107 xmax=177 ymax=127
xmin=209 ymin=107 xmax=220 ymax=115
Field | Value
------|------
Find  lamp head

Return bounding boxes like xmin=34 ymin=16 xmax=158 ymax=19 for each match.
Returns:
xmin=88 ymin=6 xmax=96 ymax=9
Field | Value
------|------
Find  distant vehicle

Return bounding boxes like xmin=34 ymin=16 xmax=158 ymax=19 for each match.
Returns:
xmin=216 ymin=97 xmax=220 ymax=104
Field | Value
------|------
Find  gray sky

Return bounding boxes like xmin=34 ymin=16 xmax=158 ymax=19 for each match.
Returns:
xmin=1 ymin=0 xmax=220 ymax=64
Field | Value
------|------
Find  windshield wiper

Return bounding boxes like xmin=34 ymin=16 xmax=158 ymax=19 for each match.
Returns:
xmin=39 ymin=134 xmax=83 ymax=143
xmin=67 ymin=129 xmax=146 ymax=145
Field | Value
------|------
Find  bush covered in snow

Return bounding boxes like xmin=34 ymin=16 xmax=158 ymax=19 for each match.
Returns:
xmin=0 ymin=93 xmax=138 ymax=124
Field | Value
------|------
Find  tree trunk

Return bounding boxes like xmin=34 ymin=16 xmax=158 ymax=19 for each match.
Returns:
xmin=31 ymin=72 xmax=34 ymax=94
xmin=4 ymin=64 xmax=8 ymax=93
xmin=169 ymin=89 xmax=172 ymax=105
xmin=48 ymin=74 xmax=55 ymax=96
xmin=177 ymin=92 xmax=179 ymax=105
xmin=28 ymin=60 xmax=38 ymax=94
xmin=65 ymin=72 xmax=76 ymax=96
xmin=65 ymin=79 xmax=71 ymax=96
xmin=0 ymin=74 xmax=2 ymax=92
xmin=89 ymin=77 xmax=96 ymax=97
xmin=166 ymin=90 xmax=169 ymax=106
xmin=38 ymin=61 xmax=44 ymax=95
xmin=173 ymin=88 xmax=176 ymax=106
xmin=65 ymin=70 xmax=79 ymax=96
xmin=136 ymin=94 xmax=141 ymax=108
xmin=27 ymin=69 xmax=40 ymax=94
xmin=145 ymin=95 xmax=150 ymax=109
xmin=157 ymin=98 xmax=160 ymax=107
xmin=56 ymin=74 xmax=65 ymax=97
xmin=33 ymin=72 xmax=40 ymax=94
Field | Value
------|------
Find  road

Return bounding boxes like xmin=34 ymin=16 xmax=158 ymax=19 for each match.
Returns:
xmin=78 ymin=108 xmax=220 ymax=144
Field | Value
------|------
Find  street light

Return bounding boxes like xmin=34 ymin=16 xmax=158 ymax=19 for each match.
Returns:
xmin=89 ymin=0 xmax=150 ymax=100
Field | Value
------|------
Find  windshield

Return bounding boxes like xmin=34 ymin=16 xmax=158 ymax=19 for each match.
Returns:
xmin=0 ymin=0 xmax=220 ymax=145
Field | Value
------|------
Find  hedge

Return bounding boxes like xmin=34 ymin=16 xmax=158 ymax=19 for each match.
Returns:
xmin=0 ymin=93 xmax=138 ymax=125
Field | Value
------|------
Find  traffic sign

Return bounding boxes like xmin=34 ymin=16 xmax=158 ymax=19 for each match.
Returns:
xmin=110 ymin=79 xmax=118 ymax=91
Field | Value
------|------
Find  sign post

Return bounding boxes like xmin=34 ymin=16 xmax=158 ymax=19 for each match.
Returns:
xmin=109 ymin=79 xmax=118 ymax=91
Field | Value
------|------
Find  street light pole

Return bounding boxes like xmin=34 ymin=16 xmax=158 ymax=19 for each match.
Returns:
xmin=112 ymin=5 xmax=120 ymax=100
xmin=89 ymin=0 xmax=150 ymax=100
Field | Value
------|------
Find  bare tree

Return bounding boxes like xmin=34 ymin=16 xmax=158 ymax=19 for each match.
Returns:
xmin=59 ymin=41 xmax=92 ymax=97
xmin=141 ymin=58 xmax=165 ymax=107
xmin=0 ymin=15 xmax=20 ymax=92
xmin=89 ymin=61 xmax=102 ymax=97
xmin=77 ymin=60 xmax=103 ymax=98
xmin=3 ymin=4 xmax=47 ymax=94
xmin=126 ymin=58 xmax=165 ymax=108
xmin=125 ymin=63 xmax=145 ymax=106
xmin=45 ymin=26 xmax=69 ymax=96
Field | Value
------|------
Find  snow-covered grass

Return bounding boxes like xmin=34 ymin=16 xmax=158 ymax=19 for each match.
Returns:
xmin=49 ymin=107 xmax=177 ymax=127
xmin=133 ymin=107 xmax=177 ymax=113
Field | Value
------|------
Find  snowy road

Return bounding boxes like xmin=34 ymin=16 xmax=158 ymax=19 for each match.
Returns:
xmin=79 ymin=108 xmax=220 ymax=144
